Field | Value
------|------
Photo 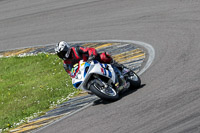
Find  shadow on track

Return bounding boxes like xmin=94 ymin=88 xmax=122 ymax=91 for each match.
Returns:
xmin=93 ymin=84 xmax=146 ymax=105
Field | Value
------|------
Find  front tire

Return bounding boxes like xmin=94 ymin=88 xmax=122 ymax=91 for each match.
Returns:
xmin=89 ymin=80 xmax=119 ymax=101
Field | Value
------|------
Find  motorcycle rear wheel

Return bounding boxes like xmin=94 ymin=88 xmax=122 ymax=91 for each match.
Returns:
xmin=89 ymin=80 xmax=119 ymax=101
xmin=127 ymin=71 xmax=141 ymax=89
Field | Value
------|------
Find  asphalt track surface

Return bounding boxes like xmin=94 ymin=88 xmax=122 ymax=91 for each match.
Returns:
xmin=1 ymin=0 xmax=200 ymax=133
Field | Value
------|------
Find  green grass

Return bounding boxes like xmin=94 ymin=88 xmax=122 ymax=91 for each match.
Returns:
xmin=0 ymin=53 xmax=79 ymax=130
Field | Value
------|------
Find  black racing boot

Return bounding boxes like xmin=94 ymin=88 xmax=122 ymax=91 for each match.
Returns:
xmin=111 ymin=60 xmax=131 ymax=75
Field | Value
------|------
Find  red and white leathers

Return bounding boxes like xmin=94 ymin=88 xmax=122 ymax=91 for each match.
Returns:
xmin=63 ymin=46 xmax=112 ymax=76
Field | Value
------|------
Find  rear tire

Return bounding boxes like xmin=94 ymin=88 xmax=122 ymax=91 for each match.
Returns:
xmin=89 ymin=80 xmax=119 ymax=101
xmin=127 ymin=71 xmax=141 ymax=89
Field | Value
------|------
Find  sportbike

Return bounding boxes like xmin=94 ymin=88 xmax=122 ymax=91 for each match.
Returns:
xmin=71 ymin=60 xmax=141 ymax=101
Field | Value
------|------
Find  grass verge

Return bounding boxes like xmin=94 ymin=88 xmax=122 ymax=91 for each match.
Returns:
xmin=0 ymin=53 xmax=79 ymax=131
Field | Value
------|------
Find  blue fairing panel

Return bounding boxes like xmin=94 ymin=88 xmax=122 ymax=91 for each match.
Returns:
xmin=84 ymin=62 xmax=90 ymax=77
xmin=73 ymin=81 xmax=82 ymax=88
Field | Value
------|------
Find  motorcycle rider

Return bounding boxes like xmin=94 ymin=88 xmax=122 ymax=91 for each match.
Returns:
xmin=55 ymin=41 xmax=129 ymax=77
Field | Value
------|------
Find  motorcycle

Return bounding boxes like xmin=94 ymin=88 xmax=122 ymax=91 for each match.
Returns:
xmin=71 ymin=60 xmax=141 ymax=101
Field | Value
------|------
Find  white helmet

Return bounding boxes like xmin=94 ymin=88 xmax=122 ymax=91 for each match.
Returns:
xmin=55 ymin=41 xmax=71 ymax=60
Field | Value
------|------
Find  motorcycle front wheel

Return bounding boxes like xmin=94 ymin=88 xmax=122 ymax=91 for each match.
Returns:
xmin=89 ymin=79 xmax=119 ymax=101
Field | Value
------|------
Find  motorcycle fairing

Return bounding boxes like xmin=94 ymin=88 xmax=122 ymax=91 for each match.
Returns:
xmin=72 ymin=60 xmax=116 ymax=90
